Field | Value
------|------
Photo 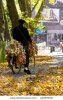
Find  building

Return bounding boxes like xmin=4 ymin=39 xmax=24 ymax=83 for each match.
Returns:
xmin=43 ymin=0 xmax=63 ymax=46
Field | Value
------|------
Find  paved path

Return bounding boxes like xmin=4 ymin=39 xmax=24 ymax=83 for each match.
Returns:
xmin=0 ymin=54 xmax=63 ymax=76
xmin=29 ymin=55 xmax=63 ymax=75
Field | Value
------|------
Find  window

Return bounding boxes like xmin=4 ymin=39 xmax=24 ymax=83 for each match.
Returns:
xmin=41 ymin=8 xmax=60 ymax=23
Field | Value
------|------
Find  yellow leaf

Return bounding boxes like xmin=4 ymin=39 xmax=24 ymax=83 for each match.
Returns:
xmin=49 ymin=0 xmax=56 ymax=5
xmin=22 ymin=91 xmax=27 ymax=96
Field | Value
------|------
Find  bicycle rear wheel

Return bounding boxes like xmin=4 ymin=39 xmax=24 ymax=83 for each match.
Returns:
xmin=9 ymin=56 xmax=21 ymax=74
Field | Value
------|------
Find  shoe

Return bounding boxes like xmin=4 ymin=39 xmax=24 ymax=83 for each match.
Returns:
xmin=24 ymin=68 xmax=31 ymax=74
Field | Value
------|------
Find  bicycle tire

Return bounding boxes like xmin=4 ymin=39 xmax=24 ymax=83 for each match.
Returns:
xmin=8 ymin=57 xmax=21 ymax=74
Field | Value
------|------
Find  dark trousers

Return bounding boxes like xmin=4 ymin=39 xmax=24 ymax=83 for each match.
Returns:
xmin=23 ymin=44 xmax=30 ymax=68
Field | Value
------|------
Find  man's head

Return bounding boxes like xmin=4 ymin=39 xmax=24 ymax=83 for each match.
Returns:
xmin=18 ymin=19 xmax=26 ymax=25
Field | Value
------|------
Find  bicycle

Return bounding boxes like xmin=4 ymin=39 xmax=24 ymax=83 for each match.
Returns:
xmin=6 ymin=39 xmax=37 ymax=74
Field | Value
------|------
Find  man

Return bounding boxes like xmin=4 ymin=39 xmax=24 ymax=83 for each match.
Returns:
xmin=12 ymin=19 xmax=32 ymax=74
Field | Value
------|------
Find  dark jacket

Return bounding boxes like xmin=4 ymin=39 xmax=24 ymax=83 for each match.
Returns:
xmin=12 ymin=25 xmax=32 ymax=46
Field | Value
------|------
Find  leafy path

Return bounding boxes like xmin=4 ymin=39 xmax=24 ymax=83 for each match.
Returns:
xmin=0 ymin=56 xmax=63 ymax=96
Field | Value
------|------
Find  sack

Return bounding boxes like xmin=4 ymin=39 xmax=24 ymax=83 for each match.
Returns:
xmin=5 ymin=40 xmax=23 ymax=55
xmin=6 ymin=40 xmax=26 ymax=64
xmin=16 ymin=51 xmax=26 ymax=64
xmin=29 ymin=39 xmax=38 ymax=57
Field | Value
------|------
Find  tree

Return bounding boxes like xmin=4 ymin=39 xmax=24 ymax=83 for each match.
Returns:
xmin=4 ymin=12 xmax=10 ymax=40
xmin=35 ymin=0 xmax=45 ymax=18
xmin=6 ymin=0 xmax=45 ymax=35
xmin=0 ymin=0 xmax=8 ymax=62
xmin=0 ymin=0 xmax=5 ymax=40
xmin=6 ymin=0 xmax=19 ymax=28
xmin=18 ymin=0 xmax=31 ymax=17
xmin=32 ymin=0 xmax=39 ymax=12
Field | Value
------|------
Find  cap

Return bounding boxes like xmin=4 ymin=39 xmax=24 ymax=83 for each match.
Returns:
xmin=18 ymin=19 xmax=26 ymax=24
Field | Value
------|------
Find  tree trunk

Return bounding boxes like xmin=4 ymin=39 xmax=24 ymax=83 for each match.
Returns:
xmin=18 ymin=0 xmax=31 ymax=17
xmin=35 ymin=0 xmax=45 ymax=18
xmin=32 ymin=0 xmax=39 ymax=12
xmin=0 ymin=0 xmax=5 ymax=41
xmin=4 ymin=12 xmax=10 ymax=40
xmin=6 ymin=0 xmax=19 ymax=28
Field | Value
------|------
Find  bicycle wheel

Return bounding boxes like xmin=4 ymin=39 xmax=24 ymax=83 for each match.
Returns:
xmin=9 ymin=56 xmax=21 ymax=74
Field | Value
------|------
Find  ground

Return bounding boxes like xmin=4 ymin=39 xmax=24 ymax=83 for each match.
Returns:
xmin=0 ymin=56 xmax=63 ymax=96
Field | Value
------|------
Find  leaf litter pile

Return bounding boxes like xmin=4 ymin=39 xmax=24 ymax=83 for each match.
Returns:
xmin=0 ymin=56 xmax=63 ymax=96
